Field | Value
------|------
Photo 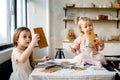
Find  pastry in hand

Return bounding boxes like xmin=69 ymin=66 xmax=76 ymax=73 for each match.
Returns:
xmin=70 ymin=46 xmax=78 ymax=55
xmin=86 ymin=30 xmax=99 ymax=47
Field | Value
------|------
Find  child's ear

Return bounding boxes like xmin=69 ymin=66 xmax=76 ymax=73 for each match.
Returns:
xmin=74 ymin=16 xmax=80 ymax=24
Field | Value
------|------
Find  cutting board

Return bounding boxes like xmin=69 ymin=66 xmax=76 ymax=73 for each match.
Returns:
xmin=33 ymin=27 xmax=48 ymax=48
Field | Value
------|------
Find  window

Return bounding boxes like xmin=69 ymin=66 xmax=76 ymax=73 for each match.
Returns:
xmin=0 ymin=0 xmax=27 ymax=50
xmin=0 ymin=0 xmax=14 ymax=45
xmin=17 ymin=0 xmax=27 ymax=27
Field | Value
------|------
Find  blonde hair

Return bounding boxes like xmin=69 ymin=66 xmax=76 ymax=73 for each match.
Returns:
xmin=13 ymin=27 xmax=31 ymax=46
xmin=13 ymin=27 xmax=35 ymax=69
xmin=74 ymin=16 xmax=93 ymax=34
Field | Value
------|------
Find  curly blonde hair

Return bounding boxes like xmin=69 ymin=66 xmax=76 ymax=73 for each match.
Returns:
xmin=74 ymin=16 xmax=93 ymax=34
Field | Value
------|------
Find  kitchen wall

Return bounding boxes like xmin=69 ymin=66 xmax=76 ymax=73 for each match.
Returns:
xmin=27 ymin=0 xmax=50 ymax=58
xmin=27 ymin=0 xmax=120 ymax=59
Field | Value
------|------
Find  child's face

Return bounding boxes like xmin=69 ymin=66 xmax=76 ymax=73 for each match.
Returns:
xmin=17 ymin=30 xmax=31 ymax=49
xmin=80 ymin=21 xmax=93 ymax=33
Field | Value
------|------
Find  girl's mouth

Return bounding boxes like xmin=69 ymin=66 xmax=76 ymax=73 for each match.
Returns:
xmin=26 ymin=42 xmax=30 ymax=44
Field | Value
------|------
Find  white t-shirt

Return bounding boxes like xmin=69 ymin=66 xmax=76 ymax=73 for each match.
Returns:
xmin=9 ymin=48 xmax=32 ymax=80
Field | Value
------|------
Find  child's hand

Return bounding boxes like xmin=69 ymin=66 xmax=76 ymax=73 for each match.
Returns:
xmin=95 ymin=38 xmax=104 ymax=51
xmin=31 ymin=34 xmax=40 ymax=45
xmin=70 ymin=46 xmax=78 ymax=55
xmin=42 ymin=56 xmax=51 ymax=61
xmin=71 ymin=48 xmax=76 ymax=53
xmin=45 ymin=56 xmax=51 ymax=61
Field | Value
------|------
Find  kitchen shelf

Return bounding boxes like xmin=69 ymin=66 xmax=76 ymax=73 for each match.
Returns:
xmin=63 ymin=7 xmax=120 ymax=10
xmin=63 ymin=18 xmax=120 ymax=21
xmin=63 ymin=7 xmax=120 ymax=29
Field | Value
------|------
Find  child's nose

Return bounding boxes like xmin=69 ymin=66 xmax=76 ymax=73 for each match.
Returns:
xmin=87 ymin=27 xmax=91 ymax=30
xmin=89 ymin=27 xmax=93 ymax=30
xmin=26 ymin=37 xmax=31 ymax=41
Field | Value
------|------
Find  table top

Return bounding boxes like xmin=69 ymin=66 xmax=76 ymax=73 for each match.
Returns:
xmin=29 ymin=59 xmax=118 ymax=80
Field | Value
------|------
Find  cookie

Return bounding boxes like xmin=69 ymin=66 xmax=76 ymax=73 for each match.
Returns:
xmin=86 ymin=30 xmax=98 ymax=47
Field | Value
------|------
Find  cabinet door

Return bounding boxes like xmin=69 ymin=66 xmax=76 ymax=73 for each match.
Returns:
xmin=100 ymin=43 xmax=120 ymax=56
xmin=63 ymin=42 xmax=75 ymax=59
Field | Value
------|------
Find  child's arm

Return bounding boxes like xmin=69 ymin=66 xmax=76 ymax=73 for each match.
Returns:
xmin=70 ymin=36 xmax=81 ymax=55
xmin=16 ymin=34 xmax=40 ymax=63
xmin=34 ymin=56 xmax=51 ymax=63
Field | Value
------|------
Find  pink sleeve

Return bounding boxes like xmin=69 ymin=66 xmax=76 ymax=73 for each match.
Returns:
xmin=73 ymin=36 xmax=81 ymax=51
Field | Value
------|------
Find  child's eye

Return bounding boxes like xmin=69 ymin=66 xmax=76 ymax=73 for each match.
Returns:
xmin=84 ymin=26 xmax=87 ymax=28
xmin=29 ymin=36 xmax=31 ymax=39
xmin=89 ymin=24 xmax=92 ymax=26
xmin=23 ymin=35 xmax=26 ymax=38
